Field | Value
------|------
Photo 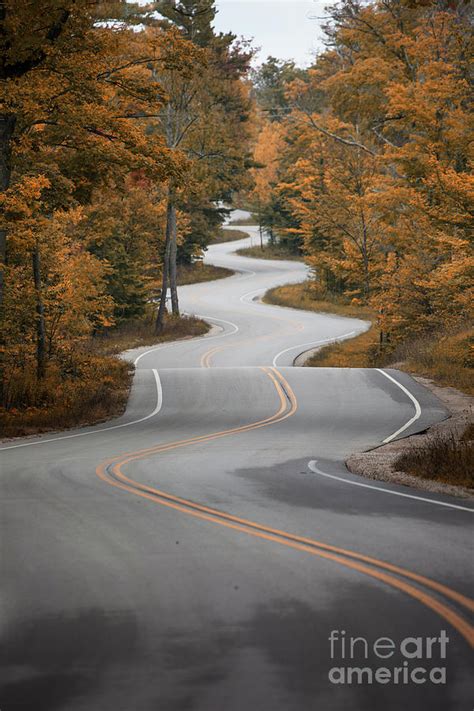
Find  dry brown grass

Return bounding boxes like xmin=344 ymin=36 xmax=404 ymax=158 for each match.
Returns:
xmin=89 ymin=313 xmax=210 ymax=356
xmin=265 ymin=283 xmax=378 ymax=367
xmin=0 ymin=355 xmax=132 ymax=438
xmin=264 ymin=283 xmax=375 ymax=319
xmin=177 ymin=262 xmax=233 ymax=285
xmin=389 ymin=329 xmax=474 ymax=396
xmin=1 ymin=315 xmax=210 ymax=439
xmin=395 ymin=423 xmax=473 ymax=489
xmin=264 ymin=283 xmax=473 ymax=394
xmin=307 ymin=328 xmax=380 ymax=367
xmin=213 ymin=228 xmax=248 ymax=244
xmin=237 ymin=245 xmax=303 ymax=261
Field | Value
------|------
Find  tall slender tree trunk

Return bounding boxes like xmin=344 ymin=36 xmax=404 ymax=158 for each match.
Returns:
xmin=167 ymin=188 xmax=179 ymax=316
xmin=155 ymin=206 xmax=172 ymax=335
xmin=360 ymin=214 xmax=370 ymax=300
xmin=32 ymin=243 xmax=46 ymax=379
xmin=362 ymin=249 xmax=370 ymax=300
xmin=0 ymin=113 xmax=16 ymax=308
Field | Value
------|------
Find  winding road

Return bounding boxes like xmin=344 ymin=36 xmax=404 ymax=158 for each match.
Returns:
xmin=1 ymin=218 xmax=473 ymax=710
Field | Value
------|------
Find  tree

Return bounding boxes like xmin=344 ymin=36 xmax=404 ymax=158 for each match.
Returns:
xmin=252 ymin=0 xmax=473 ymax=346
xmin=148 ymin=1 xmax=254 ymax=332
xmin=155 ymin=0 xmax=216 ymax=46
xmin=251 ymin=57 xmax=305 ymax=122
xmin=1 ymin=6 xmax=189 ymax=387
xmin=0 ymin=0 xmax=91 ymax=306
xmin=249 ymin=119 xmax=284 ymax=248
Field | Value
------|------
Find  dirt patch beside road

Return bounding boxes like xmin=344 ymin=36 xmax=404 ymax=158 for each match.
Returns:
xmin=347 ymin=376 xmax=473 ymax=500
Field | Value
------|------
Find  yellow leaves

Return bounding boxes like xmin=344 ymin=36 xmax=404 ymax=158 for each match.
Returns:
xmin=265 ymin=1 xmax=472 ymax=335
xmin=0 ymin=175 xmax=51 ymax=230
xmin=250 ymin=120 xmax=284 ymax=206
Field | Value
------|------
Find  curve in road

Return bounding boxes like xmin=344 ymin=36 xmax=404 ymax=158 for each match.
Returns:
xmin=1 ymin=219 xmax=472 ymax=711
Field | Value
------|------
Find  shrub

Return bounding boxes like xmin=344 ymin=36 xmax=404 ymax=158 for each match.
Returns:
xmin=0 ymin=354 xmax=132 ymax=437
xmin=395 ymin=425 xmax=473 ymax=489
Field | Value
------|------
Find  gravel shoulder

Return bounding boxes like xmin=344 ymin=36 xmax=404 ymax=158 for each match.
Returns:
xmin=347 ymin=374 xmax=473 ymax=500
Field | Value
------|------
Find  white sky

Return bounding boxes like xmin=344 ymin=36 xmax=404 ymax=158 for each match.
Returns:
xmin=134 ymin=1 xmax=334 ymax=67
xmin=213 ymin=1 xmax=333 ymax=67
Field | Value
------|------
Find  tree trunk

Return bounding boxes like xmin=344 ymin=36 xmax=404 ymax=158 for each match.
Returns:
xmin=360 ymin=214 xmax=370 ymax=300
xmin=167 ymin=190 xmax=179 ymax=316
xmin=363 ymin=253 xmax=370 ymax=299
xmin=32 ymin=244 xmax=46 ymax=379
xmin=0 ymin=113 xmax=16 ymax=308
xmin=155 ymin=216 xmax=172 ymax=335
xmin=258 ymin=198 xmax=263 ymax=250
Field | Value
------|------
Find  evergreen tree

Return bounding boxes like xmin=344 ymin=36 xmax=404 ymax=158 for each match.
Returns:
xmin=155 ymin=0 xmax=216 ymax=46
xmin=251 ymin=57 xmax=305 ymax=122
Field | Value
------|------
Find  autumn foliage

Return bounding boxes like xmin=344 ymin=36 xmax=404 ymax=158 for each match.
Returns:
xmin=0 ymin=1 xmax=253 ymax=427
xmin=252 ymin=0 xmax=473 ymax=353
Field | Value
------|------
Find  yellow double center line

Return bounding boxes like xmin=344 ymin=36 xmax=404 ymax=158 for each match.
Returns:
xmin=96 ymin=367 xmax=474 ymax=647
xmin=200 ymin=320 xmax=306 ymax=368
xmin=200 ymin=345 xmax=224 ymax=368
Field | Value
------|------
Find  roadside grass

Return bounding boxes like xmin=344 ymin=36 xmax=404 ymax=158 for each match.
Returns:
xmin=264 ymin=282 xmax=374 ymax=319
xmin=236 ymin=245 xmax=304 ymax=261
xmin=0 ymin=355 xmax=133 ymax=438
xmin=213 ymin=228 xmax=248 ymax=244
xmin=263 ymin=282 xmax=473 ymax=394
xmin=395 ymin=423 xmax=474 ymax=489
xmin=177 ymin=262 xmax=233 ymax=285
xmin=388 ymin=329 xmax=474 ymax=396
xmin=307 ymin=328 xmax=380 ymax=368
xmin=1 ymin=314 xmax=209 ymax=439
xmin=89 ymin=313 xmax=209 ymax=356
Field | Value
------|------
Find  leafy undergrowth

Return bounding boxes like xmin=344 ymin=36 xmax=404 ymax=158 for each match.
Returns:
xmin=395 ymin=423 xmax=474 ymax=489
xmin=213 ymin=228 xmax=248 ymax=243
xmin=177 ymin=262 xmax=233 ymax=285
xmin=237 ymin=245 xmax=303 ymax=261
xmin=0 ymin=355 xmax=132 ymax=438
xmin=1 ymin=315 xmax=209 ymax=439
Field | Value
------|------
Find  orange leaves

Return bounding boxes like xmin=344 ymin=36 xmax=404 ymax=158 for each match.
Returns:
xmin=259 ymin=0 xmax=472 ymax=344
xmin=0 ymin=174 xmax=50 ymax=221
xmin=250 ymin=120 xmax=284 ymax=208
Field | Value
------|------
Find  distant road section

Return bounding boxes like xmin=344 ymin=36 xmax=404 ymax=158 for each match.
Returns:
xmin=1 ymin=214 xmax=471 ymax=711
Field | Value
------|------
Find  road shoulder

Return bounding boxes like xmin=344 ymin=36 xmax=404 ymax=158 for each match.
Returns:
xmin=347 ymin=376 xmax=473 ymax=500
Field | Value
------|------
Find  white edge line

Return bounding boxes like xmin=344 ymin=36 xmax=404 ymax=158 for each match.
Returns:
xmin=133 ymin=315 xmax=239 ymax=366
xmin=307 ymin=460 xmax=474 ymax=513
xmin=272 ymin=331 xmax=357 ymax=367
xmin=376 ymin=369 xmax=422 ymax=443
xmin=0 ymin=370 xmax=163 ymax=451
xmin=239 ymin=287 xmax=266 ymax=304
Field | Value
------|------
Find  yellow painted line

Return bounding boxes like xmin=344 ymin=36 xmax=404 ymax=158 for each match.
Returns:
xmin=96 ymin=367 xmax=474 ymax=647
xmin=200 ymin=318 xmax=306 ymax=368
xmin=200 ymin=345 xmax=223 ymax=368
xmin=96 ymin=367 xmax=292 ymax=466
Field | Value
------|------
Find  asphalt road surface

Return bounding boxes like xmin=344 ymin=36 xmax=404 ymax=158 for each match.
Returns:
xmin=1 ymin=220 xmax=473 ymax=710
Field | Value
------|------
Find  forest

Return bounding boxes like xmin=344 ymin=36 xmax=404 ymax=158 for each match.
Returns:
xmin=0 ymin=0 xmax=255 ymax=433
xmin=0 ymin=0 xmax=472 ymax=435
xmin=249 ymin=0 xmax=472 ymax=376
